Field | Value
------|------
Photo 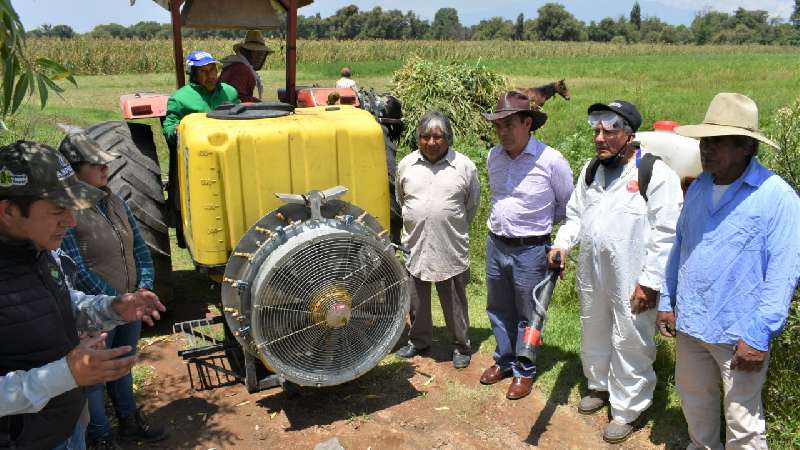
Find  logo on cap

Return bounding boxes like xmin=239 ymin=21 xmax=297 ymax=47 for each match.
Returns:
xmin=609 ymin=102 xmax=622 ymax=108
xmin=0 ymin=166 xmax=29 ymax=187
xmin=55 ymin=154 xmax=75 ymax=180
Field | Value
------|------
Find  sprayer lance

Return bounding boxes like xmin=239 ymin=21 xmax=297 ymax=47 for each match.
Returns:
xmin=517 ymin=253 xmax=561 ymax=366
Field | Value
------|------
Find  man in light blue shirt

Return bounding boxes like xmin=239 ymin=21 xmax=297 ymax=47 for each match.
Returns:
xmin=657 ymin=93 xmax=800 ymax=450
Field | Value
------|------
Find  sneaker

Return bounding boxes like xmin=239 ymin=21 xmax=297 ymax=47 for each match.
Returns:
xmin=452 ymin=349 xmax=471 ymax=369
xmin=578 ymin=390 xmax=609 ymax=415
xmin=603 ymin=419 xmax=634 ymax=444
xmin=117 ymin=408 xmax=168 ymax=442
xmin=395 ymin=343 xmax=429 ymax=358
xmin=87 ymin=434 xmax=121 ymax=450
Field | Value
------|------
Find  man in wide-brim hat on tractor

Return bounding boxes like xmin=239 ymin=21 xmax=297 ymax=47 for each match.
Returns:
xmin=221 ymin=30 xmax=274 ymax=103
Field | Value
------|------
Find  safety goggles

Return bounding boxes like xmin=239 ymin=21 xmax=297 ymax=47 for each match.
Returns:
xmin=588 ymin=111 xmax=626 ymax=131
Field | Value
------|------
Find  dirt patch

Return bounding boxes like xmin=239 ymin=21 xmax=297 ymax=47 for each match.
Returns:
xmin=125 ymin=338 xmax=667 ymax=449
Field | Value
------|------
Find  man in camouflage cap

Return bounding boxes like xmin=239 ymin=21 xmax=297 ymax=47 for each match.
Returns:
xmin=0 ymin=141 xmax=166 ymax=449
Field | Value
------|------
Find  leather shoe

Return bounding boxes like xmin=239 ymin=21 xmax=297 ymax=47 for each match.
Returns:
xmin=506 ymin=377 xmax=533 ymax=400
xmin=395 ymin=343 xmax=428 ymax=358
xmin=480 ymin=365 xmax=511 ymax=385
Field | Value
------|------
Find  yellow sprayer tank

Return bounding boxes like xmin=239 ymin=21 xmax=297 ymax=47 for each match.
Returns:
xmin=176 ymin=105 xmax=390 ymax=270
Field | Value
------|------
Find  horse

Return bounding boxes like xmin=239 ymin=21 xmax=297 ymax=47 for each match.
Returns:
xmin=518 ymin=80 xmax=571 ymax=108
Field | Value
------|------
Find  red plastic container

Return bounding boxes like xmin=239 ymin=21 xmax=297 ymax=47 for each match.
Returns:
xmin=653 ymin=120 xmax=679 ymax=131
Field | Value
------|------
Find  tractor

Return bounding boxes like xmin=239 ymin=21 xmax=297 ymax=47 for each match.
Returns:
xmin=88 ymin=0 xmax=410 ymax=394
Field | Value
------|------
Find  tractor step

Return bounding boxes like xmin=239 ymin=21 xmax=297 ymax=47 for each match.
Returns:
xmin=172 ymin=316 xmax=242 ymax=391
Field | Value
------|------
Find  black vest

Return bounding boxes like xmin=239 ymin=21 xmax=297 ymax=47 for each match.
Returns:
xmin=0 ymin=237 xmax=85 ymax=450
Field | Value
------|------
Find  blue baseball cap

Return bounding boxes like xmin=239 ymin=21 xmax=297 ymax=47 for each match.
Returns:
xmin=186 ymin=50 xmax=219 ymax=68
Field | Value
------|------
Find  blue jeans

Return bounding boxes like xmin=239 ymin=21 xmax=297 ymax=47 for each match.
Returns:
xmin=86 ymin=321 xmax=141 ymax=439
xmin=51 ymin=422 xmax=86 ymax=450
xmin=486 ymin=233 xmax=548 ymax=378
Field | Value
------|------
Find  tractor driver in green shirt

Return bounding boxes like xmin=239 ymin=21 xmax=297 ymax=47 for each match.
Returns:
xmin=162 ymin=50 xmax=240 ymax=146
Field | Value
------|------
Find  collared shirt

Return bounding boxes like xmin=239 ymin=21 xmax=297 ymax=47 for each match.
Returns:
xmin=396 ymin=148 xmax=480 ymax=282
xmin=659 ymin=159 xmax=800 ymax=351
xmin=0 ymin=249 xmax=124 ymax=417
xmin=487 ymin=136 xmax=573 ymax=237
xmin=61 ymin=193 xmax=154 ymax=296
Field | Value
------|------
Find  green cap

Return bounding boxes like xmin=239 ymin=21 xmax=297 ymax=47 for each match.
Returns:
xmin=57 ymin=124 xmax=119 ymax=165
xmin=0 ymin=140 xmax=105 ymax=210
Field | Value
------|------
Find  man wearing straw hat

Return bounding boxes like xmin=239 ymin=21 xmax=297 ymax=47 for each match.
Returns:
xmin=479 ymin=91 xmax=573 ymax=400
xmin=221 ymin=30 xmax=273 ymax=103
xmin=657 ymin=93 xmax=800 ymax=450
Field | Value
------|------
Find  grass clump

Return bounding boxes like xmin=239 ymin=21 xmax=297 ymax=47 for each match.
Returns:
xmin=132 ymin=364 xmax=156 ymax=394
xmin=763 ymin=299 xmax=800 ymax=449
xmin=391 ymin=56 xmax=508 ymax=149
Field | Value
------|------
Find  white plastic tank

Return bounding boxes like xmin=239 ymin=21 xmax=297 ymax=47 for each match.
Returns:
xmin=635 ymin=121 xmax=702 ymax=180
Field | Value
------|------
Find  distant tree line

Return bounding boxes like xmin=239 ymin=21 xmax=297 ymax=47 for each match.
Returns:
xmin=27 ymin=2 xmax=800 ymax=45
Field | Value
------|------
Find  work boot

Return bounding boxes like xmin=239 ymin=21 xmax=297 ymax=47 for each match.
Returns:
xmin=87 ymin=434 xmax=121 ymax=450
xmin=603 ymin=419 xmax=634 ymax=444
xmin=452 ymin=349 xmax=470 ymax=369
xmin=117 ymin=408 xmax=168 ymax=442
xmin=395 ymin=343 xmax=429 ymax=358
xmin=578 ymin=390 xmax=609 ymax=415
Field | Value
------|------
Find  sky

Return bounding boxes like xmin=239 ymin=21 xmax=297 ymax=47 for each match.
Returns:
xmin=15 ymin=0 xmax=795 ymax=33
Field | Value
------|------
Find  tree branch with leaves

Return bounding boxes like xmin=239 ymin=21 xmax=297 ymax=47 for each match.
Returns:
xmin=0 ymin=0 xmax=76 ymax=127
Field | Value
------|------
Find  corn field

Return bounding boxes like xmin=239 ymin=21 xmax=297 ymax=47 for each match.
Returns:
xmin=28 ymin=37 xmax=799 ymax=76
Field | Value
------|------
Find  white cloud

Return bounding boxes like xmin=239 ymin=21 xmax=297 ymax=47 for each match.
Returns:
xmin=659 ymin=0 xmax=793 ymax=19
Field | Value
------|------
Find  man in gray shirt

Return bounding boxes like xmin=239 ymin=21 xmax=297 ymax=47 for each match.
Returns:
xmin=394 ymin=111 xmax=481 ymax=368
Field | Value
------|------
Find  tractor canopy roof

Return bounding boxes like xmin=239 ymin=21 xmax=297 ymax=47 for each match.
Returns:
xmin=133 ymin=0 xmax=314 ymax=29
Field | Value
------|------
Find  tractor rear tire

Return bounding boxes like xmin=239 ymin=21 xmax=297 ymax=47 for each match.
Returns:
xmin=86 ymin=121 xmax=173 ymax=302
xmin=383 ymin=126 xmax=402 ymax=245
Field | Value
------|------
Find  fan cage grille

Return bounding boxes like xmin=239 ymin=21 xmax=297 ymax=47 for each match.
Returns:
xmin=251 ymin=231 xmax=407 ymax=386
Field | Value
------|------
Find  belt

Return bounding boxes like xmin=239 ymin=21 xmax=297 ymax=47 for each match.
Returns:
xmin=490 ymin=231 xmax=550 ymax=246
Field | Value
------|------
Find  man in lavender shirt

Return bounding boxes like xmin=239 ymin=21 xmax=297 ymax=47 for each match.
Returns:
xmin=478 ymin=91 xmax=574 ymax=400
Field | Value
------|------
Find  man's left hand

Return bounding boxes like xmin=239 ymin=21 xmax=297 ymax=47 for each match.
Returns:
xmin=112 ymin=289 xmax=166 ymax=327
xmin=630 ymin=284 xmax=658 ymax=314
xmin=731 ymin=339 xmax=767 ymax=372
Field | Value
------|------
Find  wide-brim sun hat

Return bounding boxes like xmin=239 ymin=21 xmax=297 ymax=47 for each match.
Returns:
xmin=234 ymin=30 xmax=274 ymax=54
xmin=675 ymin=92 xmax=779 ymax=149
xmin=482 ymin=91 xmax=548 ymax=132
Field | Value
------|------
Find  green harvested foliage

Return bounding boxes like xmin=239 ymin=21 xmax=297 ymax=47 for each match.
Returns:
xmin=392 ymin=56 xmax=508 ymax=148
xmin=762 ymin=98 xmax=800 ymax=449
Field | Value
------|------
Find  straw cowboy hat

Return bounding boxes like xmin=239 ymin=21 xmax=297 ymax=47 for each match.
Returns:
xmin=482 ymin=91 xmax=548 ymax=132
xmin=675 ymin=93 xmax=779 ymax=149
xmin=234 ymin=30 xmax=274 ymax=54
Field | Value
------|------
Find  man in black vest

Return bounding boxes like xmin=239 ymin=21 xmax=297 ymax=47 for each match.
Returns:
xmin=0 ymin=141 xmax=166 ymax=450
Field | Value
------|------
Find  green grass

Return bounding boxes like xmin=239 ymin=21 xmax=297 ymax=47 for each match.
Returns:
xmin=132 ymin=364 xmax=156 ymax=394
xmin=4 ymin=46 xmax=799 ymax=448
